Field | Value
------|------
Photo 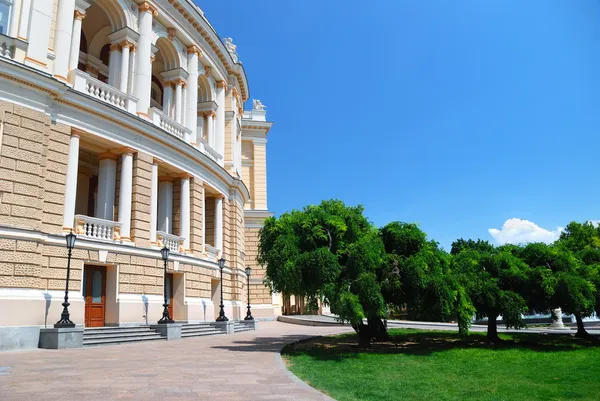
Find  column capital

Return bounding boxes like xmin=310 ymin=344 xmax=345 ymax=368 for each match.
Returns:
xmin=174 ymin=78 xmax=186 ymax=87
xmin=188 ymin=46 xmax=202 ymax=57
xmin=139 ymin=1 xmax=158 ymax=17
xmin=216 ymin=80 xmax=228 ymax=90
xmin=98 ymin=151 xmax=119 ymax=161
xmin=74 ymin=10 xmax=86 ymax=21
xmin=152 ymin=157 xmax=163 ymax=165
xmin=119 ymin=40 xmax=135 ymax=51
xmin=110 ymin=43 xmax=120 ymax=52
xmin=119 ymin=147 xmax=137 ymax=155
xmin=179 ymin=172 xmax=193 ymax=180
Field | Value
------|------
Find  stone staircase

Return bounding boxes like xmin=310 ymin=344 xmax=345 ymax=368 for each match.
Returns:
xmin=83 ymin=326 xmax=165 ymax=347
xmin=234 ymin=321 xmax=256 ymax=333
xmin=181 ymin=323 xmax=227 ymax=338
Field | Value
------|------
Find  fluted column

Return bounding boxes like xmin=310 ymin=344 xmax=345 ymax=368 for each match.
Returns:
xmin=62 ymin=132 xmax=80 ymax=230
xmin=174 ymin=79 xmax=183 ymax=124
xmin=95 ymin=153 xmax=117 ymax=221
xmin=134 ymin=2 xmax=157 ymax=117
xmin=206 ymin=111 xmax=215 ymax=148
xmin=150 ymin=159 xmax=159 ymax=244
xmin=186 ymin=46 xmax=200 ymax=143
xmin=163 ymin=83 xmax=173 ymax=117
xmin=215 ymin=81 xmax=226 ymax=164
xmin=9 ymin=0 xmax=22 ymax=38
xmin=158 ymin=178 xmax=173 ymax=233
xmin=118 ymin=149 xmax=134 ymax=241
xmin=108 ymin=44 xmax=121 ymax=87
xmin=119 ymin=41 xmax=131 ymax=92
xmin=68 ymin=10 xmax=86 ymax=72
xmin=180 ymin=174 xmax=191 ymax=251
xmin=17 ymin=0 xmax=32 ymax=40
xmin=215 ymin=196 xmax=223 ymax=255
xmin=53 ymin=0 xmax=76 ymax=82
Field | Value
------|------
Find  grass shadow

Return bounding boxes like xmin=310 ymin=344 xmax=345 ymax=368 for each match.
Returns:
xmin=281 ymin=329 xmax=600 ymax=362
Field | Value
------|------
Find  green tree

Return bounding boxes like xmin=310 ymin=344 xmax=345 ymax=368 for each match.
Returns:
xmin=381 ymin=223 xmax=475 ymax=334
xmin=258 ymin=199 xmax=387 ymax=347
xmin=452 ymin=240 xmax=529 ymax=343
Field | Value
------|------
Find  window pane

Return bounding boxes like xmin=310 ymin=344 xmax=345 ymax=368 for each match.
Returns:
xmin=92 ymin=270 xmax=103 ymax=303
xmin=0 ymin=4 xmax=10 ymax=36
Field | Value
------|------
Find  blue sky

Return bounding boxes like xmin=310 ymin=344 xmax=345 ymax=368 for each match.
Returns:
xmin=199 ymin=1 xmax=600 ymax=250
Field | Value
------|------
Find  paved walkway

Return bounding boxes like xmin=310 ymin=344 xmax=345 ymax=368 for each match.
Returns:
xmin=0 ymin=322 xmax=351 ymax=401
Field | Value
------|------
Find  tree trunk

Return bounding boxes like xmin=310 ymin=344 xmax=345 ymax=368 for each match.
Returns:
xmin=352 ymin=323 xmax=373 ymax=348
xmin=575 ymin=313 xmax=589 ymax=338
xmin=487 ymin=313 xmax=500 ymax=344
xmin=367 ymin=316 xmax=389 ymax=342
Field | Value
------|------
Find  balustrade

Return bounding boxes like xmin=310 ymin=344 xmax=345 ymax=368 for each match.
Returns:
xmin=157 ymin=231 xmax=185 ymax=253
xmin=75 ymin=215 xmax=122 ymax=242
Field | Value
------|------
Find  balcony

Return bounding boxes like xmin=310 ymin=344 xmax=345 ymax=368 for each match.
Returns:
xmin=0 ymin=34 xmax=27 ymax=61
xmin=75 ymin=215 xmax=122 ymax=242
xmin=204 ymin=244 xmax=220 ymax=261
xmin=157 ymin=231 xmax=185 ymax=253
xmin=198 ymin=137 xmax=222 ymax=162
xmin=150 ymin=107 xmax=191 ymax=141
xmin=69 ymin=70 xmax=138 ymax=113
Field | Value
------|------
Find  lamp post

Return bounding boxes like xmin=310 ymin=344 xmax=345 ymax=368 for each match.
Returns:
xmin=244 ymin=266 xmax=254 ymax=320
xmin=55 ymin=231 xmax=77 ymax=328
xmin=216 ymin=257 xmax=228 ymax=321
xmin=158 ymin=246 xmax=174 ymax=324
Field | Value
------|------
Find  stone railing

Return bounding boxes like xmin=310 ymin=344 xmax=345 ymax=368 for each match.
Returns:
xmin=69 ymin=69 xmax=138 ymax=113
xmin=204 ymin=244 xmax=220 ymax=261
xmin=151 ymin=107 xmax=192 ymax=141
xmin=157 ymin=231 xmax=185 ymax=253
xmin=198 ymin=137 xmax=221 ymax=162
xmin=75 ymin=215 xmax=122 ymax=242
xmin=0 ymin=34 xmax=26 ymax=61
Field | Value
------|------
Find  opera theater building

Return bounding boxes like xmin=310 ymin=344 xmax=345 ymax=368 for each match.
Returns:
xmin=0 ymin=0 xmax=278 ymax=350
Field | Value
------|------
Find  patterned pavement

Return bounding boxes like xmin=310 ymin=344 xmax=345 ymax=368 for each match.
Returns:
xmin=0 ymin=321 xmax=352 ymax=401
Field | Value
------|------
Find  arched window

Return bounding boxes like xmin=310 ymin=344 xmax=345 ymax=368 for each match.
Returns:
xmin=99 ymin=44 xmax=110 ymax=67
xmin=151 ymin=75 xmax=164 ymax=109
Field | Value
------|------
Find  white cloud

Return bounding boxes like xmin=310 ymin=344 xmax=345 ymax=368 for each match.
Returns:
xmin=488 ymin=218 xmax=563 ymax=245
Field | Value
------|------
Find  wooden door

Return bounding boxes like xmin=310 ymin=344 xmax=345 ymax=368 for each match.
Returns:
xmin=84 ymin=266 xmax=106 ymax=327
xmin=166 ymin=273 xmax=174 ymax=319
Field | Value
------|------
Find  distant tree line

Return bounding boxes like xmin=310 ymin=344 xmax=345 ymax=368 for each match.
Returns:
xmin=258 ymin=200 xmax=600 ymax=346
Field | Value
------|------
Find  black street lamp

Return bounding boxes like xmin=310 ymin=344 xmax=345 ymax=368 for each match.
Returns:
xmin=216 ymin=257 xmax=228 ymax=322
xmin=244 ymin=266 xmax=254 ymax=321
xmin=158 ymin=246 xmax=174 ymax=324
xmin=55 ymin=231 xmax=77 ymax=328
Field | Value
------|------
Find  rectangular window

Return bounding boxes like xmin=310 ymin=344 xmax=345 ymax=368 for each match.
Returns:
xmin=0 ymin=1 xmax=12 ymax=36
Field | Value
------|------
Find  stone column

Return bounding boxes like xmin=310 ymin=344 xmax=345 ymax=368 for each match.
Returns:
xmin=53 ymin=0 xmax=76 ymax=82
xmin=119 ymin=41 xmax=131 ymax=93
xmin=95 ymin=153 xmax=117 ymax=221
xmin=196 ymin=114 xmax=204 ymax=144
xmin=150 ymin=159 xmax=159 ymax=244
xmin=118 ymin=149 xmax=134 ymax=241
xmin=128 ymin=45 xmax=136 ymax=95
xmin=134 ymin=2 xmax=157 ymax=117
xmin=68 ymin=10 xmax=86 ymax=72
xmin=215 ymin=196 xmax=223 ymax=254
xmin=206 ymin=111 xmax=215 ymax=148
xmin=180 ymin=174 xmax=191 ymax=251
xmin=163 ymin=83 xmax=173 ymax=118
xmin=62 ymin=132 xmax=80 ymax=231
xmin=174 ymin=80 xmax=183 ymax=124
xmin=108 ymin=44 xmax=121 ymax=87
xmin=158 ymin=178 xmax=173 ymax=233
xmin=8 ymin=0 xmax=22 ymax=38
xmin=215 ymin=81 xmax=226 ymax=164
xmin=186 ymin=47 xmax=200 ymax=142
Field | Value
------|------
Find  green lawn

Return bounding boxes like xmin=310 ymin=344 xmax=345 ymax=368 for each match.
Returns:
xmin=282 ymin=329 xmax=600 ymax=401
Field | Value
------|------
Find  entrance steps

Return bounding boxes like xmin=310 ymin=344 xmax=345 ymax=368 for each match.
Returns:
xmin=83 ymin=326 xmax=165 ymax=347
xmin=181 ymin=323 xmax=227 ymax=338
xmin=234 ymin=321 xmax=256 ymax=333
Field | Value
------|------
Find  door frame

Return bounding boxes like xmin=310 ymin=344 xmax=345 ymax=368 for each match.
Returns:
xmin=84 ymin=264 xmax=107 ymax=327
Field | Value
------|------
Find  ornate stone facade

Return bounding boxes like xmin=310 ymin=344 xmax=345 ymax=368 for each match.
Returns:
xmin=0 ymin=0 xmax=278 ymax=350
